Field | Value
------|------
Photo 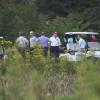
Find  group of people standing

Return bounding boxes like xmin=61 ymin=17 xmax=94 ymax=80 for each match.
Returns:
xmin=15 ymin=31 xmax=99 ymax=61
xmin=16 ymin=31 xmax=61 ymax=61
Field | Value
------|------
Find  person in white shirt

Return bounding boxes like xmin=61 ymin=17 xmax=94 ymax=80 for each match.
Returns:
xmin=29 ymin=31 xmax=38 ymax=51
xmin=76 ymin=35 xmax=86 ymax=49
xmin=49 ymin=32 xmax=61 ymax=62
xmin=16 ymin=32 xmax=29 ymax=59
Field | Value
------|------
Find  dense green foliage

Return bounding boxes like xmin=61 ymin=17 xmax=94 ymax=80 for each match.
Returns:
xmin=0 ymin=0 xmax=100 ymax=41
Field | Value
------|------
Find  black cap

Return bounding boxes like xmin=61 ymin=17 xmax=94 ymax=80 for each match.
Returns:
xmin=19 ymin=31 xmax=24 ymax=36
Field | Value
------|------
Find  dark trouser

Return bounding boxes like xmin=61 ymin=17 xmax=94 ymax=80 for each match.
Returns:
xmin=30 ymin=47 xmax=34 ymax=51
xmin=0 ymin=54 xmax=4 ymax=59
xmin=17 ymin=47 xmax=26 ymax=59
xmin=43 ymin=47 xmax=48 ymax=57
xmin=50 ymin=46 xmax=60 ymax=58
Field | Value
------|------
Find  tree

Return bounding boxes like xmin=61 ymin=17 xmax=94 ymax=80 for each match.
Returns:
xmin=36 ymin=0 xmax=100 ymax=17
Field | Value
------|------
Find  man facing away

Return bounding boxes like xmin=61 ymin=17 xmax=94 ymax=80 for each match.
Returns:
xmin=16 ymin=31 xmax=29 ymax=59
xmin=29 ymin=31 xmax=38 ymax=51
xmin=38 ymin=32 xmax=49 ymax=57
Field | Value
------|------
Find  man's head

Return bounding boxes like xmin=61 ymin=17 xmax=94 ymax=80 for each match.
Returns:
xmin=52 ymin=32 xmax=58 ymax=37
xmin=41 ymin=32 xmax=45 ymax=36
xmin=19 ymin=31 xmax=24 ymax=36
xmin=76 ymin=34 xmax=81 ymax=40
xmin=30 ymin=31 xmax=34 ymax=36
xmin=91 ymin=35 xmax=96 ymax=39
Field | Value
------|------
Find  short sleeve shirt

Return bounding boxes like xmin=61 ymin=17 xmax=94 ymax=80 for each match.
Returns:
xmin=16 ymin=36 xmax=29 ymax=48
xmin=38 ymin=35 xmax=49 ymax=47
xmin=49 ymin=36 xmax=61 ymax=46
xmin=30 ymin=36 xmax=38 ymax=48
xmin=79 ymin=38 xmax=86 ymax=49
xmin=68 ymin=38 xmax=73 ymax=44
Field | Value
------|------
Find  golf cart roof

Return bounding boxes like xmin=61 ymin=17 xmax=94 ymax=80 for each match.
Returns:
xmin=0 ymin=36 xmax=4 ymax=39
xmin=65 ymin=32 xmax=99 ymax=35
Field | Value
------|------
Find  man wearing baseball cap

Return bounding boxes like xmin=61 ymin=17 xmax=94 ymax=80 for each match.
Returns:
xmin=29 ymin=31 xmax=38 ymax=51
xmin=49 ymin=31 xmax=61 ymax=62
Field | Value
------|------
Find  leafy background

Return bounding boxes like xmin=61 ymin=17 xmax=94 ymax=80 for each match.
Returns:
xmin=0 ymin=0 xmax=100 ymax=40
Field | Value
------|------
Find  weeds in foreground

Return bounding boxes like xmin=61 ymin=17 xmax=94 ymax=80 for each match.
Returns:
xmin=0 ymin=46 xmax=100 ymax=100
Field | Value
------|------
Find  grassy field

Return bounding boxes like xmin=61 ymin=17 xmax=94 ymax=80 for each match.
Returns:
xmin=0 ymin=46 xmax=100 ymax=100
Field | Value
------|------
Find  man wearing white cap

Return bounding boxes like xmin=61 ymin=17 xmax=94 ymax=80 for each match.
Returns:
xmin=29 ymin=31 xmax=38 ymax=51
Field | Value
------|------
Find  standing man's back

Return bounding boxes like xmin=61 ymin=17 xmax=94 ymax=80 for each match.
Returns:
xmin=30 ymin=31 xmax=38 ymax=51
xmin=38 ymin=32 xmax=49 ymax=57
xmin=16 ymin=36 xmax=29 ymax=48
xmin=16 ymin=32 xmax=29 ymax=59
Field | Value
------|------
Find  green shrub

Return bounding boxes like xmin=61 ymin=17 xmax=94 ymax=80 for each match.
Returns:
xmin=0 ymin=45 xmax=100 ymax=100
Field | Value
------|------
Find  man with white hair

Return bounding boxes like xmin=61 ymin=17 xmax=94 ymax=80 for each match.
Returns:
xmin=29 ymin=31 xmax=38 ymax=51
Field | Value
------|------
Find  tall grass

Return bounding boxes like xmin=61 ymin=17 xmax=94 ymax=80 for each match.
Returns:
xmin=0 ymin=46 xmax=100 ymax=100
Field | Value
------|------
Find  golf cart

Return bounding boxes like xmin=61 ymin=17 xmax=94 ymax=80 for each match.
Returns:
xmin=60 ymin=32 xmax=100 ymax=61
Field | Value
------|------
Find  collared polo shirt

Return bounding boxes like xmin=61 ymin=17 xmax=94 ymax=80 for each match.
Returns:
xmin=49 ymin=36 xmax=61 ymax=46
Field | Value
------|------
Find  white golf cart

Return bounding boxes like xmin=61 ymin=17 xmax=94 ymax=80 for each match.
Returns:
xmin=60 ymin=32 xmax=100 ymax=61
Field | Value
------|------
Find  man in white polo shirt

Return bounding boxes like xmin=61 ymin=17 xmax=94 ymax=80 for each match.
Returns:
xmin=49 ymin=32 xmax=61 ymax=62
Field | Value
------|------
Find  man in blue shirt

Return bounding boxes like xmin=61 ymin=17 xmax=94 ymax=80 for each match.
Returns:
xmin=38 ymin=32 xmax=49 ymax=57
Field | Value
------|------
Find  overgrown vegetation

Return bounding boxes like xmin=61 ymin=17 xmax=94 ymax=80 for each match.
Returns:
xmin=0 ymin=0 xmax=100 ymax=100
xmin=0 ymin=45 xmax=100 ymax=100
